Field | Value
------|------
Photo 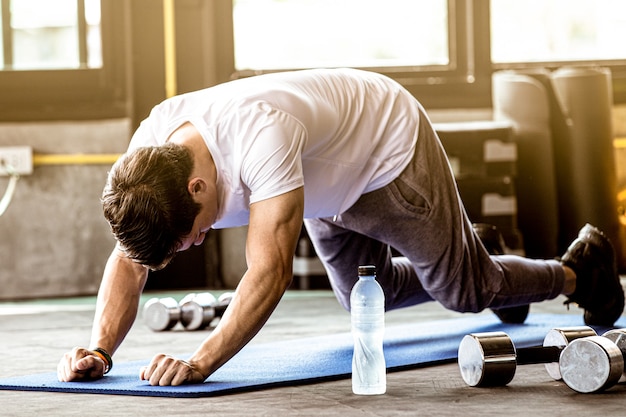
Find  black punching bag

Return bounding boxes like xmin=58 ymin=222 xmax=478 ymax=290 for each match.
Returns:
xmin=551 ymin=67 xmax=622 ymax=261
xmin=492 ymin=70 xmax=560 ymax=258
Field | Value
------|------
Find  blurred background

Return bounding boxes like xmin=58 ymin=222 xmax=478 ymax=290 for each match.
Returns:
xmin=1 ymin=0 xmax=625 ymax=300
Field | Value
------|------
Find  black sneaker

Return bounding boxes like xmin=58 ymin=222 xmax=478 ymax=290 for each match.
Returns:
xmin=560 ymin=223 xmax=624 ymax=326
xmin=473 ymin=223 xmax=530 ymax=324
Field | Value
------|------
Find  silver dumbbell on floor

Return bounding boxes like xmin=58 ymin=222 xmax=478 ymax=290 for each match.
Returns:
xmin=558 ymin=329 xmax=626 ymax=393
xmin=603 ymin=328 xmax=626 ymax=384
xmin=458 ymin=326 xmax=597 ymax=387
xmin=179 ymin=292 xmax=234 ymax=331
xmin=143 ymin=297 xmax=181 ymax=331
xmin=143 ymin=292 xmax=234 ymax=331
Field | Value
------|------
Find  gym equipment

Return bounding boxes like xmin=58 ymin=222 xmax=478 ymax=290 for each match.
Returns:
xmin=143 ymin=297 xmax=181 ymax=331
xmin=143 ymin=292 xmax=234 ymax=331
xmin=559 ymin=335 xmax=624 ymax=393
xmin=492 ymin=70 xmax=560 ymax=259
xmin=555 ymin=328 xmax=626 ymax=393
xmin=179 ymin=292 xmax=234 ymax=330
xmin=492 ymin=67 xmax=622 ymax=264
xmin=602 ymin=328 xmax=626 ymax=383
xmin=458 ymin=326 xmax=596 ymax=387
xmin=551 ymin=67 xmax=622 ymax=261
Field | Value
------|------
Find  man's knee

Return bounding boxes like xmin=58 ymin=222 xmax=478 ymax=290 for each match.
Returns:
xmin=430 ymin=289 xmax=484 ymax=314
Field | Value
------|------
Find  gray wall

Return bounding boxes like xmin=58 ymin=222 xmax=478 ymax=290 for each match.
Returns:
xmin=0 ymin=120 xmax=130 ymax=300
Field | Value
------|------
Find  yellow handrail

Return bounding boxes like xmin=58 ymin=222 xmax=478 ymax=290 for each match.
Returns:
xmin=32 ymin=154 xmax=121 ymax=166
xmin=25 ymin=138 xmax=625 ymax=167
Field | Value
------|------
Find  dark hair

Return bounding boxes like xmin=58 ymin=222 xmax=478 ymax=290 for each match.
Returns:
xmin=102 ymin=143 xmax=201 ymax=270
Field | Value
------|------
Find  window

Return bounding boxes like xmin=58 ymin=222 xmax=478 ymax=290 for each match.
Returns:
xmin=227 ymin=0 xmax=626 ymax=107
xmin=0 ymin=0 xmax=127 ymax=121
xmin=228 ymin=0 xmax=487 ymax=108
xmin=1 ymin=0 xmax=102 ymax=71
xmin=232 ymin=0 xmax=448 ymax=71
xmin=491 ymin=0 xmax=626 ymax=64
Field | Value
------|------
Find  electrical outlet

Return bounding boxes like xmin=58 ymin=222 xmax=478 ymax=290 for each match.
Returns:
xmin=0 ymin=146 xmax=33 ymax=176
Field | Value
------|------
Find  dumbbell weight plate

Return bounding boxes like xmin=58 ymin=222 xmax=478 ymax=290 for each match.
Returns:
xmin=179 ymin=292 xmax=198 ymax=306
xmin=180 ymin=292 xmax=218 ymax=330
xmin=177 ymin=292 xmax=197 ymax=329
xmin=559 ymin=336 xmax=624 ymax=393
xmin=218 ymin=292 xmax=234 ymax=305
xmin=543 ymin=326 xmax=597 ymax=380
xmin=602 ymin=329 xmax=626 ymax=383
xmin=458 ymin=331 xmax=517 ymax=387
xmin=143 ymin=297 xmax=181 ymax=331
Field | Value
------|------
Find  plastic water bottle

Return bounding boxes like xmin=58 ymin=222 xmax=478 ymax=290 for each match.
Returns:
xmin=351 ymin=265 xmax=386 ymax=395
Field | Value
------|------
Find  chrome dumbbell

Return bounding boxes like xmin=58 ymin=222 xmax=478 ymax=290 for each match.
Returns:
xmin=143 ymin=292 xmax=234 ymax=331
xmin=458 ymin=326 xmax=597 ymax=387
xmin=558 ymin=329 xmax=626 ymax=393
xmin=602 ymin=328 xmax=626 ymax=383
xmin=179 ymin=292 xmax=234 ymax=330
xmin=143 ymin=297 xmax=181 ymax=331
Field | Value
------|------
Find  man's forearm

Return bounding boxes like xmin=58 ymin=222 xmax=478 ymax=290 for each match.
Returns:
xmin=188 ymin=265 xmax=292 ymax=378
xmin=187 ymin=187 xmax=303 ymax=376
xmin=89 ymin=247 xmax=149 ymax=354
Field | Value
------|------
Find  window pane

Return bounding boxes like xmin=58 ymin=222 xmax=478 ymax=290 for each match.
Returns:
xmin=1 ymin=0 xmax=101 ymax=70
xmin=233 ymin=0 xmax=448 ymax=71
xmin=12 ymin=0 xmax=79 ymax=69
xmin=491 ymin=0 xmax=626 ymax=63
xmin=85 ymin=0 xmax=102 ymax=68
xmin=0 ymin=5 xmax=3 ymax=69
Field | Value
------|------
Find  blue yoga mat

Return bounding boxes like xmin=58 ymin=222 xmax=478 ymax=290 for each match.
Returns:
xmin=1 ymin=313 xmax=623 ymax=398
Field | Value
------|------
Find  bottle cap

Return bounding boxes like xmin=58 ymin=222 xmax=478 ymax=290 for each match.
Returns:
xmin=358 ymin=265 xmax=376 ymax=276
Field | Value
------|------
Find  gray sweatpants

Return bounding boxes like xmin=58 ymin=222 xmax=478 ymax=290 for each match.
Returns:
xmin=304 ymin=104 xmax=564 ymax=313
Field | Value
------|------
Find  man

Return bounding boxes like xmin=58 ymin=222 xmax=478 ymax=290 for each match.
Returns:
xmin=57 ymin=68 xmax=624 ymax=386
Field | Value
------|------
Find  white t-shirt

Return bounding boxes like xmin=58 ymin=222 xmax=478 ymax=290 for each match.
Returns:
xmin=128 ymin=68 xmax=419 ymax=229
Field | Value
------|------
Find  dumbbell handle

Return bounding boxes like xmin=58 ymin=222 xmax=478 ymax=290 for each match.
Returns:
xmin=515 ymin=345 xmax=562 ymax=365
xmin=214 ymin=292 xmax=234 ymax=316
xmin=213 ymin=300 xmax=229 ymax=317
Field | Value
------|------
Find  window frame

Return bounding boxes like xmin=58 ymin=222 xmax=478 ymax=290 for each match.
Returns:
xmin=0 ymin=0 xmax=129 ymax=122
xmin=227 ymin=0 xmax=493 ymax=109
xmin=1 ymin=0 xmax=624 ymax=123
xmin=224 ymin=0 xmax=626 ymax=108
xmin=485 ymin=0 xmax=626 ymax=105
xmin=379 ymin=0 xmax=492 ymax=109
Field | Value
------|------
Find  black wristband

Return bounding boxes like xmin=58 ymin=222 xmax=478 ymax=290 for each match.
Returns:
xmin=92 ymin=347 xmax=113 ymax=374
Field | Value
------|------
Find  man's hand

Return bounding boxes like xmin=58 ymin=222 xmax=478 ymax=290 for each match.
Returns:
xmin=139 ymin=354 xmax=207 ymax=386
xmin=57 ymin=347 xmax=107 ymax=382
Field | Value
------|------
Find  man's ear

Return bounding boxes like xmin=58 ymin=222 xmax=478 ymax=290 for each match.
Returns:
xmin=187 ymin=177 xmax=207 ymax=195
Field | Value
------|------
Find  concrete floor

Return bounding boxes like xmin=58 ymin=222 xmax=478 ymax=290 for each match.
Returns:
xmin=1 ymin=284 xmax=626 ymax=417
